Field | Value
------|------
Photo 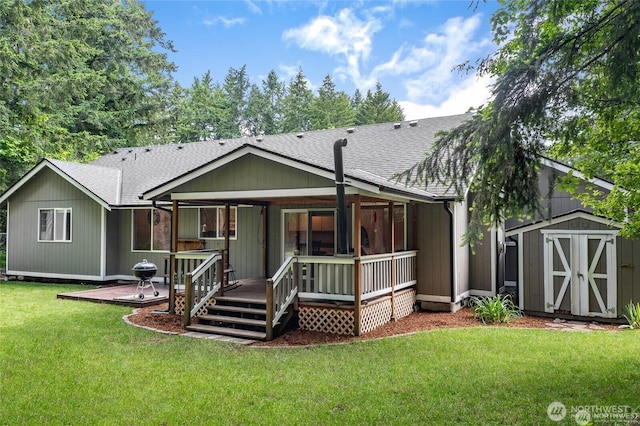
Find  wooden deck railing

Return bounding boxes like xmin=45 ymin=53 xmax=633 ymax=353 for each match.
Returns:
xmin=296 ymin=256 xmax=356 ymax=301
xmin=178 ymin=251 xmax=223 ymax=326
xmin=265 ymin=256 xmax=298 ymax=340
xmin=360 ymin=251 xmax=417 ymax=300
xmin=173 ymin=251 xmax=216 ymax=289
xmin=172 ymin=249 xmax=417 ymax=337
xmin=295 ymin=251 xmax=417 ymax=302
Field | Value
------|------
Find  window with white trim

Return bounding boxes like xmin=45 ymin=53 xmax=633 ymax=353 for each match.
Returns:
xmin=132 ymin=208 xmax=171 ymax=251
xmin=199 ymin=207 xmax=236 ymax=239
xmin=38 ymin=208 xmax=72 ymax=242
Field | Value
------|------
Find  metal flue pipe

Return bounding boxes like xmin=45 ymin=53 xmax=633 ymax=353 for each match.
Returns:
xmin=334 ymin=138 xmax=348 ymax=254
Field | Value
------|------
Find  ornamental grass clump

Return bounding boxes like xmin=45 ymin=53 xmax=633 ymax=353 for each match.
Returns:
xmin=470 ymin=294 xmax=522 ymax=324
xmin=623 ymin=301 xmax=640 ymax=329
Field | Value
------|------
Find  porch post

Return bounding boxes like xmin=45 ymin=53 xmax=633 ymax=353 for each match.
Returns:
xmin=353 ymin=195 xmax=362 ymax=336
xmin=169 ymin=199 xmax=179 ymax=314
xmin=389 ymin=201 xmax=396 ymax=321
xmin=262 ymin=205 xmax=268 ymax=278
xmin=222 ymin=202 xmax=231 ymax=296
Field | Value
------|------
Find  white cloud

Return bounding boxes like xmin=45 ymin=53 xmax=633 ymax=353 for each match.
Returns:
xmin=202 ymin=16 xmax=246 ymax=28
xmin=244 ymin=0 xmax=262 ymax=15
xmin=370 ymin=14 xmax=494 ymax=120
xmin=399 ymin=74 xmax=493 ymax=120
xmin=282 ymin=8 xmax=382 ymax=88
xmin=400 ymin=15 xmax=492 ymax=103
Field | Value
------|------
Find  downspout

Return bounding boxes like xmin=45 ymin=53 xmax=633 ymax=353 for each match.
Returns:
xmin=443 ymin=201 xmax=455 ymax=305
xmin=334 ymin=138 xmax=348 ymax=255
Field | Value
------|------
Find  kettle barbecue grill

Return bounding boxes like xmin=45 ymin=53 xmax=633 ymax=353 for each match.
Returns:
xmin=132 ymin=259 xmax=159 ymax=299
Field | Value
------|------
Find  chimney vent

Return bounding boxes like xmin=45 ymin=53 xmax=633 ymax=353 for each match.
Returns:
xmin=393 ymin=123 xmax=401 ymax=129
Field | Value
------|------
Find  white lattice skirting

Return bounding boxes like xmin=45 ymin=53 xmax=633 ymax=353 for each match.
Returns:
xmin=299 ymin=289 xmax=416 ymax=336
xmin=173 ymin=294 xmax=216 ymax=317
xmin=298 ymin=305 xmax=355 ymax=335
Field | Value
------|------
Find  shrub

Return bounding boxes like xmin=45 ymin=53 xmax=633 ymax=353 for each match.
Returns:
xmin=470 ymin=294 xmax=522 ymax=324
xmin=623 ymin=301 xmax=640 ymax=329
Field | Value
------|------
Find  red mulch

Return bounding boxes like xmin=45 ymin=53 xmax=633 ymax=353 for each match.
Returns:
xmin=126 ymin=303 xmax=620 ymax=346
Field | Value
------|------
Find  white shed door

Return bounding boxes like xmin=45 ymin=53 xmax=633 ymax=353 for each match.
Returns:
xmin=543 ymin=232 xmax=617 ymax=318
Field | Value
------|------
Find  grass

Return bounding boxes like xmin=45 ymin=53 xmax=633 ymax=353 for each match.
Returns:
xmin=2 ymin=282 xmax=640 ymax=425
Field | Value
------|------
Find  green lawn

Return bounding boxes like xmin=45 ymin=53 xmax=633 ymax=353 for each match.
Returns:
xmin=1 ymin=282 xmax=639 ymax=425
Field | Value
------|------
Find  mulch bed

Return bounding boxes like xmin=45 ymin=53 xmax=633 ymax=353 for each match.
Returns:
xmin=127 ymin=303 xmax=622 ymax=347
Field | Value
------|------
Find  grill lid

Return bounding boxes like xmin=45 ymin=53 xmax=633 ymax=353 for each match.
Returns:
xmin=132 ymin=259 xmax=157 ymax=272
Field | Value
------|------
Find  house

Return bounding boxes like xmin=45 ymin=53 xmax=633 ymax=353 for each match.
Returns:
xmin=1 ymin=114 xmax=638 ymax=339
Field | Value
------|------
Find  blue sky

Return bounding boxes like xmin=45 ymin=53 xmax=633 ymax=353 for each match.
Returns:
xmin=144 ymin=0 xmax=500 ymax=120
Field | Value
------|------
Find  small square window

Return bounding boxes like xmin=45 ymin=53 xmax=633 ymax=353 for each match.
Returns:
xmin=39 ymin=208 xmax=71 ymax=242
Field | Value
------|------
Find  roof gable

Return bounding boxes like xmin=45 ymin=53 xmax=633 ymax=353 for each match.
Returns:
xmin=138 ymin=114 xmax=473 ymax=202
xmin=505 ymin=210 xmax=621 ymax=236
xmin=143 ymin=145 xmax=381 ymax=200
xmin=0 ymin=159 xmax=120 ymax=209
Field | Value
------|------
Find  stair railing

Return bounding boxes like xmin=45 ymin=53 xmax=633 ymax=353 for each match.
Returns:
xmin=266 ymin=255 xmax=298 ymax=340
xmin=183 ymin=251 xmax=223 ymax=326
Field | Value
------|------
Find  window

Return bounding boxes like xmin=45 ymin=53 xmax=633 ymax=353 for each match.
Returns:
xmin=199 ymin=207 xmax=236 ymax=239
xmin=360 ymin=205 xmax=405 ymax=254
xmin=38 ymin=208 xmax=72 ymax=242
xmin=282 ymin=209 xmax=335 ymax=258
xmin=132 ymin=208 xmax=171 ymax=251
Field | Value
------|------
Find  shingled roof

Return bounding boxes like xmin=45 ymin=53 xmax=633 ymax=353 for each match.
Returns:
xmin=89 ymin=113 xmax=472 ymax=205
xmin=1 ymin=114 xmax=472 ymax=208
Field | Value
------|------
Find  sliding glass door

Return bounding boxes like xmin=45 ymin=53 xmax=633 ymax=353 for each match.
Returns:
xmin=283 ymin=210 xmax=335 ymax=259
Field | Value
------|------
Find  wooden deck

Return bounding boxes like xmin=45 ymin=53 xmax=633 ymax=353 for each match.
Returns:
xmin=56 ymin=277 xmax=268 ymax=308
xmin=221 ymin=277 xmax=267 ymax=302
xmin=57 ymin=283 xmax=170 ymax=307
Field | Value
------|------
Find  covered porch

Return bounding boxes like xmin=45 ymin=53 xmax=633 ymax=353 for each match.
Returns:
xmin=140 ymin=143 xmax=435 ymax=341
xmin=164 ymin=191 xmax=419 ymax=340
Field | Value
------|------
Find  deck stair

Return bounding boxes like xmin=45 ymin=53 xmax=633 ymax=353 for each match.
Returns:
xmin=186 ymin=296 xmax=274 ymax=341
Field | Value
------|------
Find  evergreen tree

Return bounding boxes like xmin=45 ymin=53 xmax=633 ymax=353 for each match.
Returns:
xmin=355 ymin=82 xmax=404 ymax=125
xmin=310 ymin=74 xmax=355 ymax=130
xmin=260 ymin=70 xmax=285 ymax=135
xmin=281 ymin=68 xmax=314 ymax=133
xmin=174 ymin=71 xmax=230 ymax=142
xmin=0 ymin=0 xmax=175 ymax=191
xmin=220 ymin=65 xmax=250 ymax=138
xmin=244 ymin=84 xmax=266 ymax=137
